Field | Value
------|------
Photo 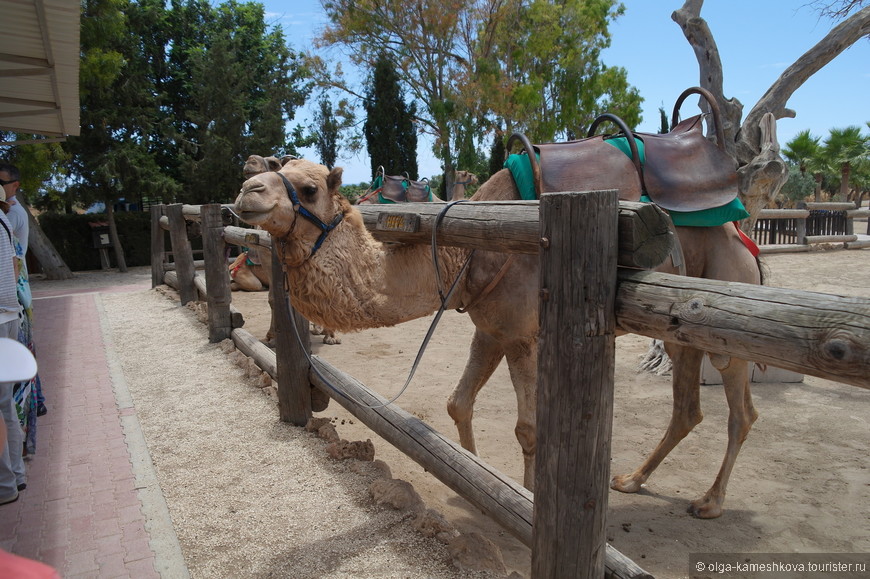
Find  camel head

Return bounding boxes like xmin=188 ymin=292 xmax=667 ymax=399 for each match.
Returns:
xmin=235 ymin=155 xmax=350 ymax=266
xmin=455 ymin=170 xmax=478 ymax=187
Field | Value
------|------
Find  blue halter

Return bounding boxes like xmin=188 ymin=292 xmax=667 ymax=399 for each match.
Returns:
xmin=279 ymin=172 xmax=343 ymax=258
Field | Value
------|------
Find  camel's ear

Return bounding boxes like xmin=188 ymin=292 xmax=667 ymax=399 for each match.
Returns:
xmin=327 ymin=167 xmax=343 ymax=193
xmin=279 ymin=155 xmax=297 ymax=167
xmin=263 ymin=156 xmax=283 ymax=172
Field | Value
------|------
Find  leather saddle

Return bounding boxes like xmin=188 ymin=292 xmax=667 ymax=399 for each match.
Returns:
xmin=380 ymin=171 xmax=432 ymax=203
xmin=507 ymin=87 xmax=738 ymax=212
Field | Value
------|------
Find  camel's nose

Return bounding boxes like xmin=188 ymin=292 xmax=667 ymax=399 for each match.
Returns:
xmin=235 ymin=176 xmax=266 ymax=208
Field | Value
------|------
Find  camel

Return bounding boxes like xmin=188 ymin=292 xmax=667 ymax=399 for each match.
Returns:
xmin=234 ymin=152 xmax=760 ymax=519
xmin=357 ymin=168 xmax=477 ymax=204
xmin=450 ymin=170 xmax=478 ymax=201
xmin=229 ymin=249 xmax=270 ymax=292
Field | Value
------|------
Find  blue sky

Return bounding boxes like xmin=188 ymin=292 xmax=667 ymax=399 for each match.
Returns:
xmin=265 ymin=0 xmax=870 ymax=184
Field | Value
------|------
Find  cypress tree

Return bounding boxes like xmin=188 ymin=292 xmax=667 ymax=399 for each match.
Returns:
xmin=363 ymin=53 xmax=417 ymax=178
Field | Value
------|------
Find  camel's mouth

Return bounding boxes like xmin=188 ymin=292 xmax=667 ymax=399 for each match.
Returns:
xmin=234 ymin=207 xmax=271 ymax=225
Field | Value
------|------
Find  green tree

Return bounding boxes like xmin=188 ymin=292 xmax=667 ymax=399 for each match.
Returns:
xmin=319 ymin=0 xmax=640 ymax=188
xmin=657 ymin=106 xmax=669 ymax=134
xmin=822 ymin=125 xmax=869 ymax=203
xmin=474 ymin=0 xmax=641 ymax=142
xmin=486 ymin=131 xmax=506 ymax=182
xmin=783 ymin=130 xmax=825 ymax=201
xmin=168 ymin=0 xmax=312 ymax=203
xmin=312 ymin=97 xmax=340 ymax=169
xmin=363 ymin=53 xmax=418 ymax=179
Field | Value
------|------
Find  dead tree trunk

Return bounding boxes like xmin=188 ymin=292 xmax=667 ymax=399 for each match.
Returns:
xmin=672 ymin=2 xmax=870 ymax=232
xmin=106 ymin=201 xmax=128 ymax=273
xmin=20 ymin=196 xmax=73 ymax=280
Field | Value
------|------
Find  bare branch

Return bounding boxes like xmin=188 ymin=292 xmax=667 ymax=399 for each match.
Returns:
xmin=806 ymin=0 xmax=868 ymax=20
xmin=737 ymin=6 xmax=870 ymax=163
xmin=672 ymin=0 xmax=744 ymax=158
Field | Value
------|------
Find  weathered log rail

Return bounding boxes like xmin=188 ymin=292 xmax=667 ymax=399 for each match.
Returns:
xmin=753 ymin=203 xmax=870 ymax=252
xmin=153 ymin=196 xmax=870 ymax=579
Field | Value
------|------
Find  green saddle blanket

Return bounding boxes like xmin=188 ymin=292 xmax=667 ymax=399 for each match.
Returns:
xmin=503 ymin=136 xmax=748 ymax=227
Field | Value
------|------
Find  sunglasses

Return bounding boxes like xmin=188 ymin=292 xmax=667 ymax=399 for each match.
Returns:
xmin=0 ymin=178 xmax=17 ymax=186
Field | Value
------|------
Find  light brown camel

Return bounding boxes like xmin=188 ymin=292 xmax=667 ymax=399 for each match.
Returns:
xmin=450 ymin=170 xmax=478 ymax=201
xmin=234 ymin=155 xmax=760 ymax=519
xmin=229 ymin=249 xmax=270 ymax=292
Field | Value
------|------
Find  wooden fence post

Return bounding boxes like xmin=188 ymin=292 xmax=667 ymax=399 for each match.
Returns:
xmin=150 ymin=204 xmax=166 ymax=288
xmin=271 ymin=246 xmax=313 ymax=425
xmin=201 ymin=204 xmax=232 ymax=342
xmin=796 ymin=217 xmax=807 ymax=244
xmin=534 ymin=190 xmax=618 ymax=579
xmin=166 ymin=203 xmax=197 ymax=305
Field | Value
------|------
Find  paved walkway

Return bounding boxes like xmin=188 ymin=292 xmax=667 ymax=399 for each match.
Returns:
xmin=0 ymin=280 xmax=189 ymax=578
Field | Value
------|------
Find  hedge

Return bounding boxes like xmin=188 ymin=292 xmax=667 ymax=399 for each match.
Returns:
xmin=36 ymin=211 xmax=176 ymax=272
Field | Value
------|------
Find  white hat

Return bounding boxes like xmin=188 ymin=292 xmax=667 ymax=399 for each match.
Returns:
xmin=0 ymin=338 xmax=37 ymax=382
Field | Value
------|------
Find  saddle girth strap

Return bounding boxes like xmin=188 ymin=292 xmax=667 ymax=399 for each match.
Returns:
xmin=456 ymin=255 xmax=517 ymax=314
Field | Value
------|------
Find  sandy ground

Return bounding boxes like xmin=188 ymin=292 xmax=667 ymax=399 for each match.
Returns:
xmin=31 ymin=246 xmax=870 ymax=578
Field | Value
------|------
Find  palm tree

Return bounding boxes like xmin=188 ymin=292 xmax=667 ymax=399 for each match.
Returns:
xmin=783 ymin=130 xmax=824 ymax=201
xmin=822 ymin=125 xmax=869 ymax=204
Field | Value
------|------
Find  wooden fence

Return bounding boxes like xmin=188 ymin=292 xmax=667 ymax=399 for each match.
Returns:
xmin=752 ymin=202 xmax=870 ymax=252
xmin=152 ymin=197 xmax=870 ymax=579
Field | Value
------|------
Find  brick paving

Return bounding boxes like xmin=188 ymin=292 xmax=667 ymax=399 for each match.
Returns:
xmin=0 ymin=282 xmax=184 ymax=578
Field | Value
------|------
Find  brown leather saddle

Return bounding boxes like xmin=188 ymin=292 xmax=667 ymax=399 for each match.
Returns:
xmin=379 ymin=169 xmax=432 ymax=203
xmin=507 ymin=87 xmax=738 ymax=212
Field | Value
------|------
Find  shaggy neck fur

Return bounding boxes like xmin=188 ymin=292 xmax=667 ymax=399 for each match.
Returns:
xmin=278 ymin=208 xmax=470 ymax=333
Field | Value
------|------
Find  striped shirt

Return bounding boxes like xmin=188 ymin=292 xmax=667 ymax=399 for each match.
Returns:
xmin=0 ymin=211 xmax=22 ymax=324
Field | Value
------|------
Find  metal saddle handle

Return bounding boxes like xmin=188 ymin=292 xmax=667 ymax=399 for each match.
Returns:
xmin=671 ymin=86 xmax=726 ymax=151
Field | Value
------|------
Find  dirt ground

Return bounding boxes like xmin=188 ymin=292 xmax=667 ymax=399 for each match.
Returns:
xmin=225 ymin=246 xmax=869 ymax=578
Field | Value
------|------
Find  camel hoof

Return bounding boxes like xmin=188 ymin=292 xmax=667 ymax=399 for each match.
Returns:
xmin=610 ymin=474 xmax=643 ymax=494
xmin=322 ymin=335 xmax=342 ymax=345
xmin=687 ymin=497 xmax=723 ymax=519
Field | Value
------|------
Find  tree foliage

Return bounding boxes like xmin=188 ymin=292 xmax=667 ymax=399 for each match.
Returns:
xmin=363 ymin=53 xmax=418 ymax=179
xmin=317 ymin=0 xmax=640 ymax=183
xmin=65 ymin=0 xmax=312 ymax=209
xmin=782 ymin=125 xmax=870 ymax=204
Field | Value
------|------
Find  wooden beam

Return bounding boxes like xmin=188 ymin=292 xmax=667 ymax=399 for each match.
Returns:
xmin=221 ymin=199 xmax=674 ymax=270
xmin=357 ymin=200 xmax=672 ymax=270
xmin=307 ymin=356 xmax=652 ymax=579
xmin=805 ymin=234 xmax=858 ymax=244
xmin=615 ymin=270 xmax=870 ymax=388
xmin=202 ymin=204 xmax=233 ymax=342
xmin=535 ymin=191 xmax=618 ymax=578
xmin=272 ymin=246 xmax=312 ymax=426
xmin=150 ymin=205 xmax=165 ymax=288
xmin=166 ymin=204 xmax=197 ymax=305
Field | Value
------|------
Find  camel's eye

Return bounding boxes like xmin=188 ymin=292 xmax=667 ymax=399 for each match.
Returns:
xmin=300 ymin=185 xmax=317 ymax=199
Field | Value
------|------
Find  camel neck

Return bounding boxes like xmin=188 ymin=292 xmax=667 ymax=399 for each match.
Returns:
xmin=282 ymin=211 xmax=470 ymax=332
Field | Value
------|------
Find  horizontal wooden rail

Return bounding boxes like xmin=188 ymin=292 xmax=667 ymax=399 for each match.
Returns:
xmin=221 ymin=200 xmax=675 ymax=270
xmin=163 ymin=271 xmax=245 ymax=329
xmin=307 ymin=356 xmax=652 ymax=579
xmin=357 ymin=200 xmax=672 ymax=270
xmin=805 ymin=202 xmax=857 ymax=211
xmin=757 ymin=209 xmax=810 ymax=219
xmin=804 ymin=234 xmax=858 ymax=244
xmin=615 ymin=270 xmax=870 ymax=388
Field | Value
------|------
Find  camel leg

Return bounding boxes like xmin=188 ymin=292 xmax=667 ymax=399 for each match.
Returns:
xmin=611 ymin=344 xmax=704 ymax=494
xmin=688 ymin=355 xmax=757 ymax=519
xmin=447 ymin=329 xmax=504 ymax=457
xmin=504 ymin=340 xmax=537 ymax=490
